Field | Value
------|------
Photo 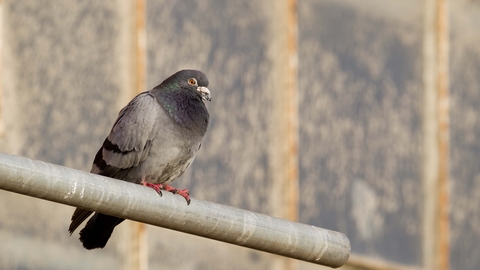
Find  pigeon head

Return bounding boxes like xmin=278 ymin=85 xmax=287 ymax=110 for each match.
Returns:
xmin=161 ymin=69 xmax=212 ymax=102
xmin=153 ymin=70 xmax=211 ymax=133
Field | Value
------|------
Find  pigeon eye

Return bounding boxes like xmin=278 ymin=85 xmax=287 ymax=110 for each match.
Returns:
xmin=188 ymin=78 xmax=197 ymax=85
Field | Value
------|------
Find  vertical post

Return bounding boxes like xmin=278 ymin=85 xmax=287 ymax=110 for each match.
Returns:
xmin=121 ymin=0 xmax=147 ymax=270
xmin=134 ymin=0 xmax=146 ymax=95
xmin=423 ymin=0 xmax=450 ymax=269
xmin=268 ymin=0 xmax=299 ymax=269
xmin=126 ymin=222 xmax=148 ymax=270
xmin=285 ymin=0 xmax=299 ymax=226
xmin=436 ymin=1 xmax=450 ymax=269
xmin=0 ymin=0 xmax=4 ymax=137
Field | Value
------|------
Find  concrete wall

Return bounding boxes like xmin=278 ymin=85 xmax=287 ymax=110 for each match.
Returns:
xmin=0 ymin=0 xmax=479 ymax=269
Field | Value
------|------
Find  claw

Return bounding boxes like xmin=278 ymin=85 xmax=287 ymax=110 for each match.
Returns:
xmin=162 ymin=185 xmax=191 ymax=205
xmin=141 ymin=180 xmax=163 ymax=196
xmin=176 ymin=188 xmax=191 ymax=205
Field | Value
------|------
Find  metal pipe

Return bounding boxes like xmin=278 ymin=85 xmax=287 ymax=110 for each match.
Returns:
xmin=0 ymin=152 xmax=350 ymax=268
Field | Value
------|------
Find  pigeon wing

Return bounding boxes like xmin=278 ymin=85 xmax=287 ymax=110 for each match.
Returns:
xmin=69 ymin=91 xmax=161 ymax=234
xmin=93 ymin=91 xmax=160 ymax=177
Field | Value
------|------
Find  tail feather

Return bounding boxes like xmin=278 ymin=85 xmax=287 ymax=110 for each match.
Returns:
xmin=79 ymin=213 xmax=124 ymax=250
xmin=69 ymin=208 xmax=94 ymax=235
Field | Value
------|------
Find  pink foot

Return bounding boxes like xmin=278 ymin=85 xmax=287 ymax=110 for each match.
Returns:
xmin=174 ymin=188 xmax=191 ymax=205
xmin=141 ymin=181 xmax=163 ymax=194
xmin=162 ymin=184 xmax=191 ymax=205
xmin=141 ymin=180 xmax=191 ymax=205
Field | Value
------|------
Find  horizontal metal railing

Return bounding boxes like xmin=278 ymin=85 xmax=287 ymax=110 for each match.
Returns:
xmin=0 ymin=152 xmax=350 ymax=268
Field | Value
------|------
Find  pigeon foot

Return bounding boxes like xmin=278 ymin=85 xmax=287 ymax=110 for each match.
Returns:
xmin=175 ymin=188 xmax=191 ymax=205
xmin=162 ymin=184 xmax=191 ymax=205
xmin=141 ymin=181 xmax=163 ymax=196
xmin=141 ymin=181 xmax=190 ymax=205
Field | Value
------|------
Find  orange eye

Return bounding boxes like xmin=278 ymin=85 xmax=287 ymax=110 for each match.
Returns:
xmin=188 ymin=78 xmax=197 ymax=85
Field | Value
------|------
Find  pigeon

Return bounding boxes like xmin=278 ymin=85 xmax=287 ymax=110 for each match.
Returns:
xmin=68 ymin=69 xmax=211 ymax=250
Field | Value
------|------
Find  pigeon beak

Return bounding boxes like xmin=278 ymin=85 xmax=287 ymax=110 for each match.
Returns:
xmin=197 ymin=86 xmax=212 ymax=102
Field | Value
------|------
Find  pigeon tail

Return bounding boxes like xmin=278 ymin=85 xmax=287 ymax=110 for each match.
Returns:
xmin=79 ymin=213 xmax=124 ymax=250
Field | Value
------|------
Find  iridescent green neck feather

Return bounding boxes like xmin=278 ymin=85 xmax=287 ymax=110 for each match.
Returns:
xmin=152 ymin=83 xmax=209 ymax=136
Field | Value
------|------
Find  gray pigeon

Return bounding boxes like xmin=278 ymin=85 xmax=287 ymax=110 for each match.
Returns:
xmin=68 ymin=69 xmax=211 ymax=250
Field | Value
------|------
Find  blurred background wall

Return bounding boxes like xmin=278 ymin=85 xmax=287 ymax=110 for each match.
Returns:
xmin=0 ymin=0 xmax=479 ymax=269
